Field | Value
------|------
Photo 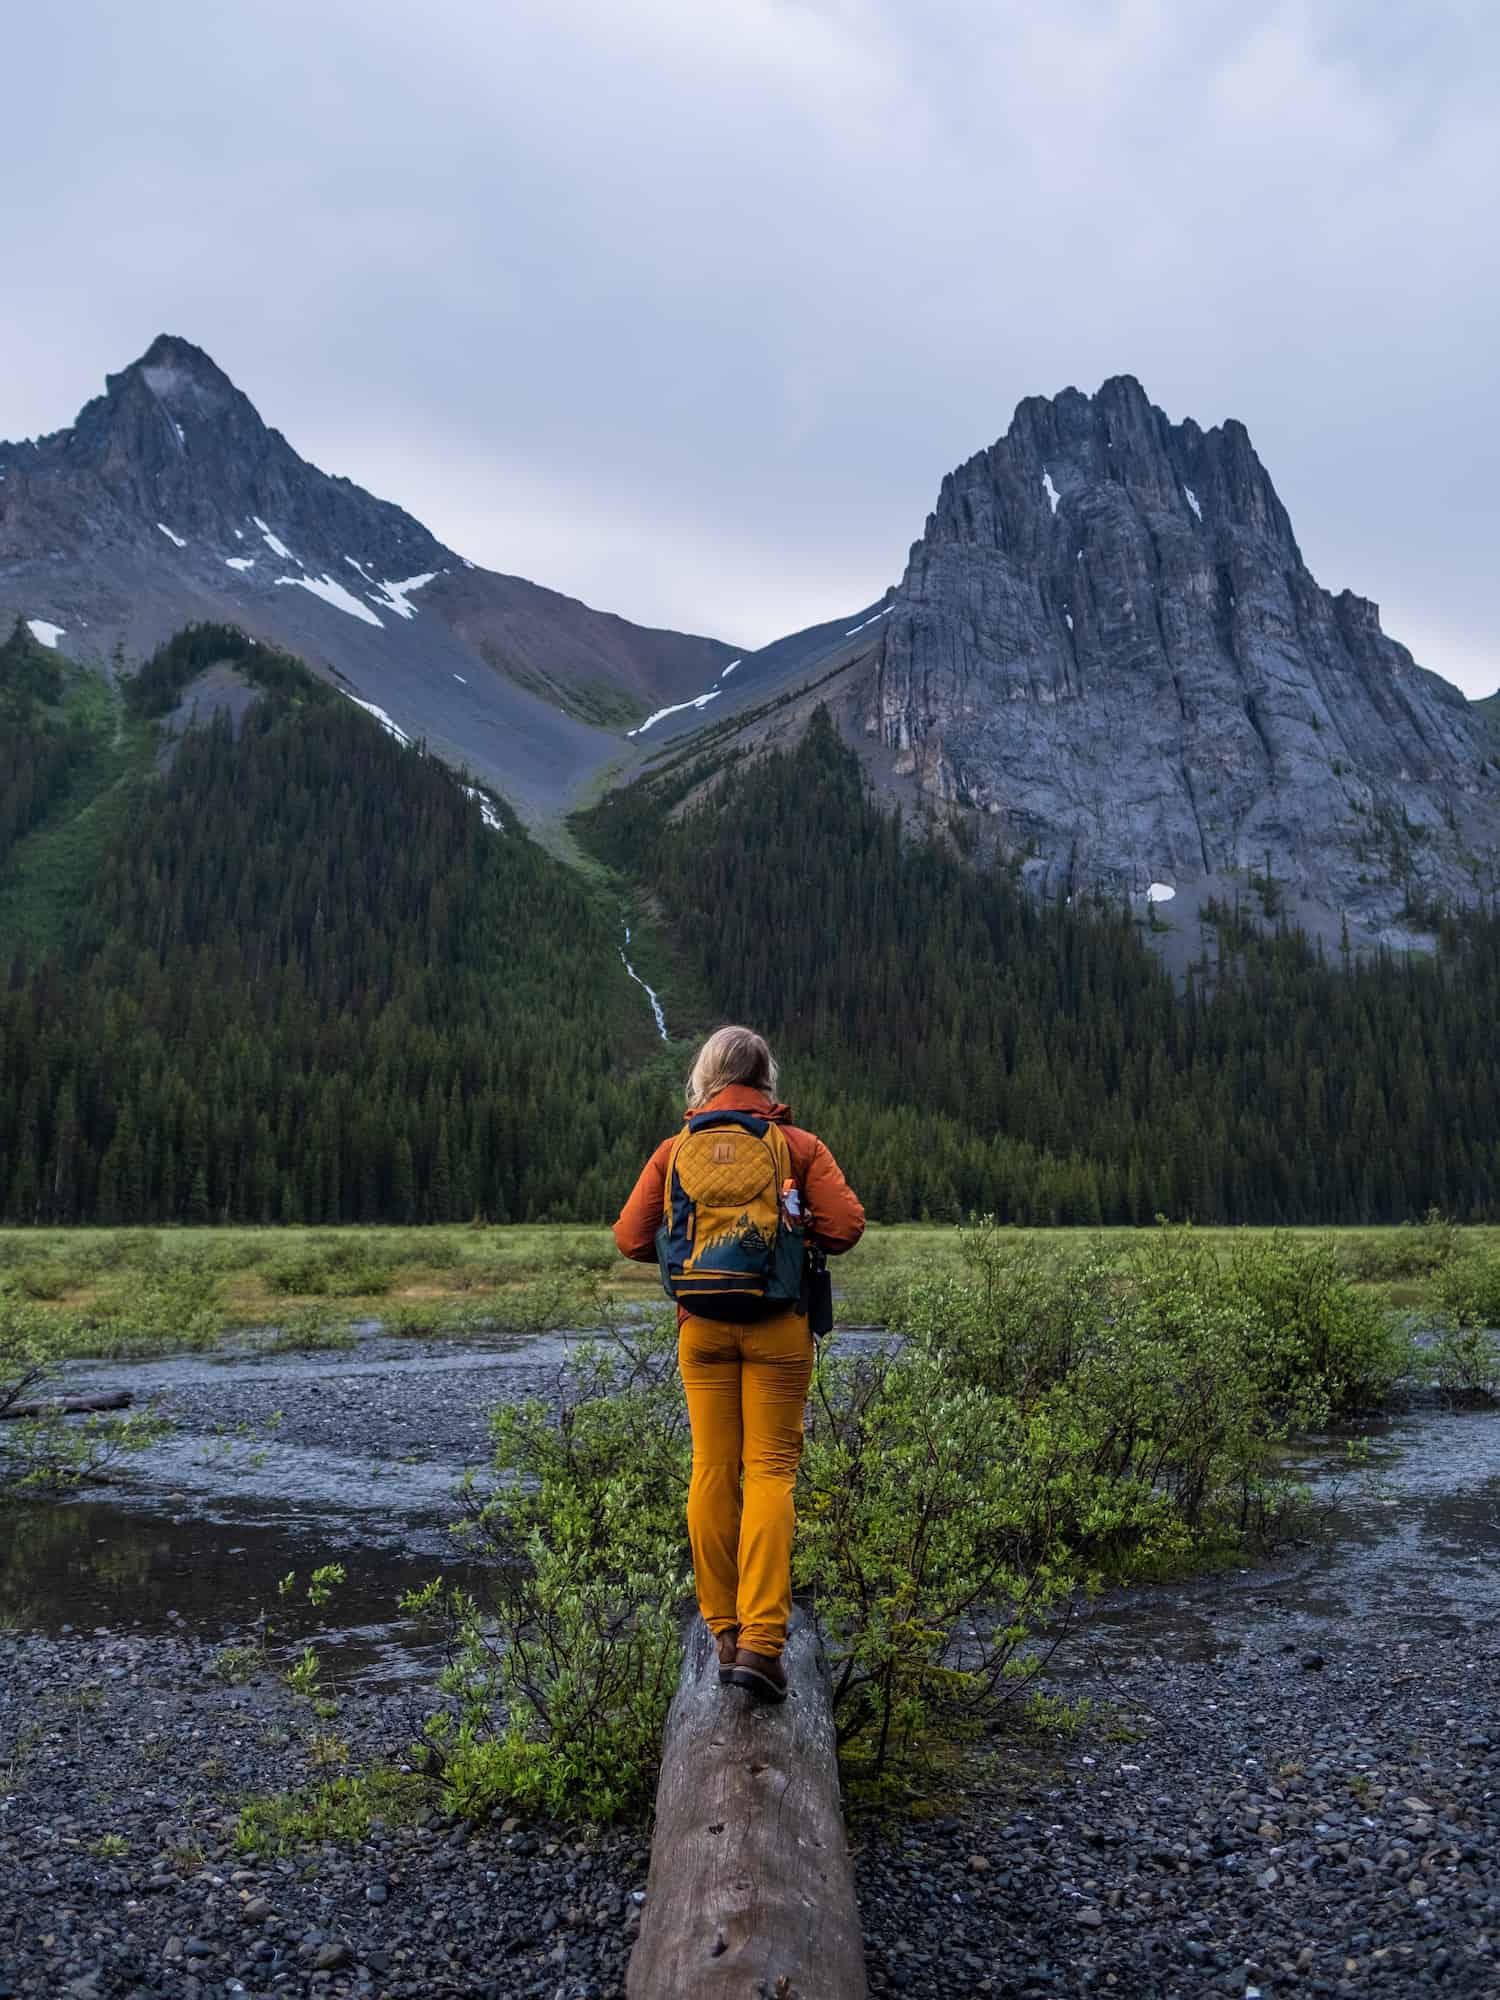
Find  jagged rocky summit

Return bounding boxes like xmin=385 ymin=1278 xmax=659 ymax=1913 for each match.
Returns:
xmin=660 ymin=375 xmax=1495 ymax=948
xmin=0 ymin=335 xmax=735 ymax=814
xmin=861 ymin=376 xmax=1499 ymax=937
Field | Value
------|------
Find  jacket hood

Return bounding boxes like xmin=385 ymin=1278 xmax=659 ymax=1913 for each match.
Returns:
xmin=683 ymin=1086 xmax=792 ymax=1125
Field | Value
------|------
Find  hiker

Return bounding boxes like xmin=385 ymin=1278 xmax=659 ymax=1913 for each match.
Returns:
xmin=612 ymin=1025 xmax=864 ymax=1703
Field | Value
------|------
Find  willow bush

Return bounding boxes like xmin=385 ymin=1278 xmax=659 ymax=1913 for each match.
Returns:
xmin=405 ymin=1311 xmax=690 ymax=1824
xmin=409 ymin=1226 xmax=1408 ymax=1819
xmin=0 ymin=1293 xmax=170 ymax=1489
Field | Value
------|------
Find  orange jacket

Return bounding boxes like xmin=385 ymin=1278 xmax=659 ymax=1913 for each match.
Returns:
xmin=612 ymin=1085 xmax=866 ymax=1268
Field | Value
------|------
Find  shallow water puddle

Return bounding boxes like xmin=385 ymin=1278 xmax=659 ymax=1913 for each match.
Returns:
xmin=0 ymin=1491 xmax=494 ymax=1687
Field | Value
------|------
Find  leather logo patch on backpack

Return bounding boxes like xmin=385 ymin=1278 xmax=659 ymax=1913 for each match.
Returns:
xmin=712 ymin=1142 xmax=736 ymax=1163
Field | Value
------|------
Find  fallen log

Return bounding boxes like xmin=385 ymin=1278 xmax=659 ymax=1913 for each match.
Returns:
xmin=627 ymin=1607 xmax=867 ymax=2000
xmin=0 ymin=1389 xmax=134 ymax=1420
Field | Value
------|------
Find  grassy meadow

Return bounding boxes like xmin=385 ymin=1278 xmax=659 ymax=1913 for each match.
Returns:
xmin=2 ymin=1218 xmax=1497 ymax=1362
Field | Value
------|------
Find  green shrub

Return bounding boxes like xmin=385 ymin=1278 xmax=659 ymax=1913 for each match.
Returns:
xmin=260 ymin=1308 xmax=356 ymax=1353
xmin=401 ymin=1223 xmax=1406 ymax=1817
xmin=405 ymin=1312 xmax=690 ymax=1823
xmin=1431 ymin=1323 xmax=1500 ymax=1399
xmin=266 ymin=1237 xmax=397 ymax=1297
xmin=480 ymin=1275 xmax=609 ymax=1332
xmin=1224 ymin=1231 xmax=1410 ymax=1418
xmin=917 ymin=1220 xmax=1114 ymax=1401
xmin=1433 ymin=1248 xmax=1500 ymax=1331
xmin=0 ymin=1296 xmax=49 ymax=1416
xmin=3 ymin=1295 xmax=171 ymax=1491
xmin=10 ymin=1263 xmax=70 ymax=1302
xmin=799 ymin=1338 xmax=1072 ymax=1780
xmin=801 ymin=1230 xmax=1311 ymax=1780
xmin=2 ymin=1402 xmax=172 ymax=1491
xmin=235 ymin=1767 xmax=429 ymax=1853
xmin=79 ymin=1254 xmax=228 ymax=1353
xmin=1341 ymin=1210 xmax=1462 ymax=1282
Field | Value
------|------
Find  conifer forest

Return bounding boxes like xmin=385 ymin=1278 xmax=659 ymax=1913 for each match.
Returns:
xmin=3 ymin=622 xmax=1499 ymax=1228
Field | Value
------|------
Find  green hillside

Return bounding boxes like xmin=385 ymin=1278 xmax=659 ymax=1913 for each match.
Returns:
xmin=0 ymin=626 xmax=677 ymax=1225
xmin=577 ymin=709 xmax=1500 ymax=1224
xmin=0 ymin=622 xmax=147 ymax=955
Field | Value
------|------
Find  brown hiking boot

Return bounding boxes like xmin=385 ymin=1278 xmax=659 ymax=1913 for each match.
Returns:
xmin=729 ymin=1647 xmax=788 ymax=1704
xmin=713 ymin=1627 xmax=740 ymax=1684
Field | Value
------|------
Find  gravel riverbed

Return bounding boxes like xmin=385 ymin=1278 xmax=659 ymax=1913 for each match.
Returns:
xmin=0 ymin=1334 xmax=1494 ymax=1999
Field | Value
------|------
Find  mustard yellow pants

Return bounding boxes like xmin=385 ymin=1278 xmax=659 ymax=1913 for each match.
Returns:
xmin=678 ymin=1306 xmax=814 ymax=1659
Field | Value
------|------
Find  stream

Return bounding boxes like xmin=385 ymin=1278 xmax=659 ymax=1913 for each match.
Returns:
xmin=2 ymin=1331 xmax=1496 ymax=1692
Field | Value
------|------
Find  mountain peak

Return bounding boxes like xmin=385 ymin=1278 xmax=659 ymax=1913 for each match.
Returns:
xmin=859 ymin=376 xmax=1499 ymax=934
xmin=138 ymin=331 xmax=222 ymax=373
xmin=115 ymin=333 xmax=246 ymax=422
xmin=919 ymin=376 xmax=1299 ymax=567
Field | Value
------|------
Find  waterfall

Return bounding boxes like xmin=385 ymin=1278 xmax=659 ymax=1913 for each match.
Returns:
xmin=619 ymin=922 xmax=668 ymax=1041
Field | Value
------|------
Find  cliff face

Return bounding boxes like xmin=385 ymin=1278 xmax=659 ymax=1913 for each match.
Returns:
xmin=859 ymin=377 xmax=1497 ymax=929
xmin=0 ymin=337 xmax=734 ymax=814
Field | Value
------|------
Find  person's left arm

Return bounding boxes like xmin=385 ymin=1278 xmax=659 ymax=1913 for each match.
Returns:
xmin=612 ymin=1138 xmax=672 ymax=1262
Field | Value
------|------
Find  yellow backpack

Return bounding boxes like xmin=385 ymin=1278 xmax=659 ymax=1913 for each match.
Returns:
xmin=655 ymin=1110 xmax=806 ymax=1319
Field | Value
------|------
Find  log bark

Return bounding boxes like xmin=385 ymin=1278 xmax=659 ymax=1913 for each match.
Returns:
xmin=627 ymin=1608 xmax=867 ymax=2000
xmin=0 ymin=1390 xmax=134 ymax=1420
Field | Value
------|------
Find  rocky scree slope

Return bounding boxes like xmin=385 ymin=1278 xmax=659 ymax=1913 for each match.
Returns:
xmin=683 ymin=378 xmax=1499 ymax=946
xmin=0 ymin=335 xmax=735 ymax=814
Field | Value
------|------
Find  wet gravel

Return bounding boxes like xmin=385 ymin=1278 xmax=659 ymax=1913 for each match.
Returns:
xmin=3 ymin=1618 xmax=1495 ymax=1998
xmin=0 ymin=1630 xmax=650 ymax=2000
xmin=855 ymin=1640 xmax=1499 ymax=1997
xmin=2 ymin=1335 xmax=1494 ymax=1998
xmin=58 ymin=1336 xmax=575 ymax=1471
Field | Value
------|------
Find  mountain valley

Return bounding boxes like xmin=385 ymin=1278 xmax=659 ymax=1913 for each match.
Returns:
xmin=4 ymin=342 xmax=1500 ymax=1225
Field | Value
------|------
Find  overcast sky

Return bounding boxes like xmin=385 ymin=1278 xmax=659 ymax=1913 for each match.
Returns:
xmin=4 ymin=0 xmax=1496 ymax=696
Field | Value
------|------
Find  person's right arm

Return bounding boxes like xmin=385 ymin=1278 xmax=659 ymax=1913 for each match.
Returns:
xmin=801 ymin=1136 xmax=865 ymax=1255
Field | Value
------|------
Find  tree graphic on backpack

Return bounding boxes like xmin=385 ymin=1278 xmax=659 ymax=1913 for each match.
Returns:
xmin=655 ymin=1111 xmax=807 ymax=1319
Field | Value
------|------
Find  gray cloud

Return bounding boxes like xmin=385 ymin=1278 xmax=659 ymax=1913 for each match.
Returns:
xmin=4 ymin=0 xmax=1496 ymax=691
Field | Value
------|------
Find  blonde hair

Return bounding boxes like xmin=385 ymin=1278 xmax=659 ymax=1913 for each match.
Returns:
xmin=685 ymin=1025 xmax=779 ymax=1111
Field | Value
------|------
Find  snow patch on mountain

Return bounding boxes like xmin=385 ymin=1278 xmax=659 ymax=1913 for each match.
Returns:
xmin=341 ymin=692 xmax=409 ymax=744
xmin=156 ymin=522 xmax=187 ymax=548
xmin=27 ymin=619 xmax=64 ymax=649
xmin=225 ymin=557 xmax=255 ymax=573
xmin=372 ymin=571 xmax=439 ymax=620
xmin=628 ymin=688 xmax=722 ymax=737
xmin=280 ymin=573 xmax=384 ymax=628
xmin=463 ymin=785 xmax=504 ymax=832
xmin=252 ymin=517 xmax=294 ymax=561
xmin=342 ymin=559 xmax=439 ymax=621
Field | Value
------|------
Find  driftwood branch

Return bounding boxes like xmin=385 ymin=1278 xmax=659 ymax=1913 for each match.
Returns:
xmin=0 ymin=1389 xmax=134 ymax=1421
xmin=628 ymin=1608 xmax=867 ymax=2000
